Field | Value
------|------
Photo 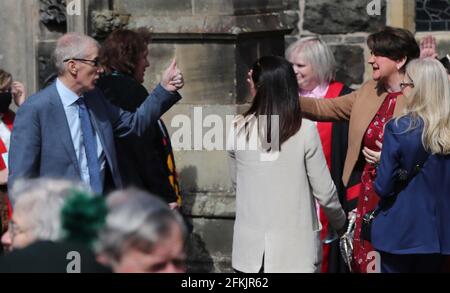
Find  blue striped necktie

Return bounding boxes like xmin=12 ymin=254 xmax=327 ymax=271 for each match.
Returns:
xmin=77 ymin=97 xmax=103 ymax=195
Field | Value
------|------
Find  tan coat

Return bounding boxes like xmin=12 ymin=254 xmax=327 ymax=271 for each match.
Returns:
xmin=300 ymin=80 xmax=406 ymax=186
xmin=228 ymin=118 xmax=346 ymax=273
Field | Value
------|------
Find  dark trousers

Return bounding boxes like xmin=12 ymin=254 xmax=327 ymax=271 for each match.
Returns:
xmin=380 ymin=251 xmax=445 ymax=273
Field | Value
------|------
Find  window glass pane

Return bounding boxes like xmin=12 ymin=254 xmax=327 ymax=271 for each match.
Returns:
xmin=416 ymin=0 xmax=450 ymax=31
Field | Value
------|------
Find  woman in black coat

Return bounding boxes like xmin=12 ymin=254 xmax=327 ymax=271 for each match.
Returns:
xmin=97 ymin=29 xmax=182 ymax=209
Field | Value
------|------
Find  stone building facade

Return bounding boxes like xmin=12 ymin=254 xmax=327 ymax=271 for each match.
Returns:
xmin=0 ymin=0 xmax=449 ymax=272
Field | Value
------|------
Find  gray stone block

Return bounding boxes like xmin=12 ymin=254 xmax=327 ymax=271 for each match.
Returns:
xmin=193 ymin=0 xmax=235 ymax=16
xmin=284 ymin=0 xmax=300 ymax=10
xmin=236 ymin=35 xmax=287 ymax=103
xmin=185 ymin=217 xmax=234 ymax=273
xmin=114 ymin=0 xmax=193 ymax=17
xmin=344 ymin=36 xmax=368 ymax=44
xmin=437 ymin=40 xmax=450 ymax=59
xmin=37 ymin=42 xmax=58 ymax=90
xmin=285 ymin=35 xmax=298 ymax=50
xmin=129 ymin=11 xmax=296 ymax=35
xmin=173 ymin=150 xmax=233 ymax=192
xmin=320 ymin=35 xmax=343 ymax=44
xmin=144 ymin=42 xmax=237 ymax=105
xmin=183 ymin=191 xmax=235 ymax=218
xmin=331 ymin=45 xmax=365 ymax=86
xmin=161 ymin=105 xmax=237 ymax=191
xmin=0 ymin=0 xmax=40 ymax=94
xmin=145 ymin=34 xmax=289 ymax=105
xmin=304 ymin=0 xmax=386 ymax=34
xmin=233 ymin=0 xmax=286 ymax=15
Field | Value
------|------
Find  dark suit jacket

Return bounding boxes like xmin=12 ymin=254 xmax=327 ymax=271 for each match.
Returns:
xmin=8 ymin=81 xmax=181 ymax=196
xmin=373 ymin=115 xmax=450 ymax=255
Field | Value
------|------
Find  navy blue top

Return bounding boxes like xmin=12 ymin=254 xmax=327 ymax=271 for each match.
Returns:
xmin=373 ymin=115 xmax=450 ymax=255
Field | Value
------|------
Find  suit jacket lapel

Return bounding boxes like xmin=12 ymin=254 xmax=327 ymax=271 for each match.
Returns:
xmin=49 ymin=83 xmax=81 ymax=175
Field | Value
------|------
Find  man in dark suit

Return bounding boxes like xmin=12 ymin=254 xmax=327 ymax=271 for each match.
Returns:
xmin=8 ymin=32 xmax=184 ymax=196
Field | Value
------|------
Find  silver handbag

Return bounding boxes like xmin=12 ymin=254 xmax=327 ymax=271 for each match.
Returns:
xmin=340 ymin=211 xmax=357 ymax=272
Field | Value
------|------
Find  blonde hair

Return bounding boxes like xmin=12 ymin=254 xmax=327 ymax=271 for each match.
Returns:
xmin=285 ymin=36 xmax=336 ymax=85
xmin=401 ymin=58 xmax=450 ymax=154
xmin=0 ymin=69 xmax=12 ymax=91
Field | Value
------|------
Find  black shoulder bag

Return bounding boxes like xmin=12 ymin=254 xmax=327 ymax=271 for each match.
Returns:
xmin=360 ymin=163 xmax=426 ymax=242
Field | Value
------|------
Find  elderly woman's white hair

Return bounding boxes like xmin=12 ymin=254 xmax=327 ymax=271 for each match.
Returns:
xmin=10 ymin=178 xmax=92 ymax=242
xmin=285 ymin=36 xmax=337 ymax=86
xmin=96 ymin=189 xmax=187 ymax=263
xmin=54 ymin=32 xmax=100 ymax=76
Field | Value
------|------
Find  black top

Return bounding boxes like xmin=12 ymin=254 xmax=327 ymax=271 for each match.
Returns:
xmin=97 ymin=73 xmax=178 ymax=203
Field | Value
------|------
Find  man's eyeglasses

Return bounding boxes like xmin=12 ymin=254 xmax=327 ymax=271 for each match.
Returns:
xmin=63 ymin=57 xmax=100 ymax=67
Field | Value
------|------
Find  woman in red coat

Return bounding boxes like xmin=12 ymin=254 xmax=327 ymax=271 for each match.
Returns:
xmin=286 ymin=37 xmax=353 ymax=273
xmin=0 ymin=69 xmax=26 ymax=240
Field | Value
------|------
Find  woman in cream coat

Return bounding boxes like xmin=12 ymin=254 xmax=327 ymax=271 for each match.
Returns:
xmin=228 ymin=56 xmax=346 ymax=273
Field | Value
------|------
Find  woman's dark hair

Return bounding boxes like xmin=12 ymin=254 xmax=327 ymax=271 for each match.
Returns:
xmin=99 ymin=28 xmax=151 ymax=75
xmin=244 ymin=56 xmax=302 ymax=148
xmin=367 ymin=26 xmax=420 ymax=71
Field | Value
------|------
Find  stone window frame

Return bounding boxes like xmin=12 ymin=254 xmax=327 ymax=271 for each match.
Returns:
xmin=387 ymin=0 xmax=449 ymax=33
xmin=386 ymin=0 xmax=449 ymax=60
xmin=386 ymin=0 xmax=416 ymax=31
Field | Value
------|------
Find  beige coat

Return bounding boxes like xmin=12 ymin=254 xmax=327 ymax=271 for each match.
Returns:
xmin=228 ymin=117 xmax=346 ymax=273
xmin=300 ymin=80 xmax=406 ymax=186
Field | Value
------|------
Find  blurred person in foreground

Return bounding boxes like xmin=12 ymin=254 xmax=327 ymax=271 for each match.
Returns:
xmin=0 ymin=178 xmax=109 ymax=273
xmin=96 ymin=188 xmax=187 ymax=273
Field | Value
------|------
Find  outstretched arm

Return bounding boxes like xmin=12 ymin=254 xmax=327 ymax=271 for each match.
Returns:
xmin=300 ymin=90 xmax=356 ymax=122
xmin=109 ymin=59 xmax=184 ymax=137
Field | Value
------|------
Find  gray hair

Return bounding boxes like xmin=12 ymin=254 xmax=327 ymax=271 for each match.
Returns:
xmin=285 ymin=36 xmax=337 ymax=85
xmin=54 ymin=32 xmax=100 ymax=76
xmin=96 ymin=189 xmax=187 ymax=262
xmin=10 ymin=178 xmax=92 ymax=242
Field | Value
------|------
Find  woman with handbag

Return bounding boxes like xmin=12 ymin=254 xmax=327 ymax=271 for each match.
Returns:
xmin=228 ymin=56 xmax=347 ymax=273
xmin=373 ymin=58 xmax=450 ymax=273
xmin=299 ymin=27 xmax=420 ymax=273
